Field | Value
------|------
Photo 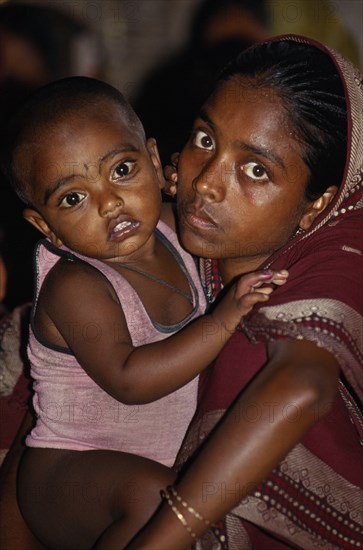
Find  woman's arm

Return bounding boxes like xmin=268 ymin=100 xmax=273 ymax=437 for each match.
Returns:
xmin=125 ymin=338 xmax=340 ymax=549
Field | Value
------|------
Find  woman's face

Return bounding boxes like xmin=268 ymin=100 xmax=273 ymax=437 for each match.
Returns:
xmin=177 ymin=77 xmax=311 ymax=279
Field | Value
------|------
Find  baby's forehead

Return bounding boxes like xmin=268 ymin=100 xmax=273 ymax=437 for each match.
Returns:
xmin=24 ymin=104 xmax=141 ymax=152
xmin=15 ymin=103 xmax=144 ymax=177
xmin=44 ymin=100 xmax=128 ymax=132
xmin=13 ymin=94 xmax=146 ymax=182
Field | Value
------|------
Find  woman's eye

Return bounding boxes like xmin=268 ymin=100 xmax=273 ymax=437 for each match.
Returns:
xmin=113 ymin=161 xmax=135 ymax=179
xmin=60 ymin=192 xmax=86 ymax=208
xmin=193 ymin=130 xmax=214 ymax=151
xmin=242 ymin=162 xmax=269 ymax=182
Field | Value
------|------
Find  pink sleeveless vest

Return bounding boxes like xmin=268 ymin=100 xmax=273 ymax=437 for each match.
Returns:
xmin=26 ymin=220 xmax=206 ymax=467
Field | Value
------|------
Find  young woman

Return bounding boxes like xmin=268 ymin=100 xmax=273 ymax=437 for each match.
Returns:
xmin=124 ymin=35 xmax=362 ymax=550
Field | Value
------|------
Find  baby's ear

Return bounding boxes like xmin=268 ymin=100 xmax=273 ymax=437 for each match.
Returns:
xmin=146 ymin=138 xmax=165 ymax=190
xmin=298 ymin=186 xmax=338 ymax=231
xmin=23 ymin=209 xmax=63 ymax=247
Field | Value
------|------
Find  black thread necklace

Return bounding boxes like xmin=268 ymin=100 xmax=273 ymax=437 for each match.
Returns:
xmin=115 ymin=261 xmax=194 ymax=305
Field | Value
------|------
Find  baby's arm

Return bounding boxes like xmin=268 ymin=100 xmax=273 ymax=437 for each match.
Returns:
xmin=42 ymin=261 xmax=287 ymax=404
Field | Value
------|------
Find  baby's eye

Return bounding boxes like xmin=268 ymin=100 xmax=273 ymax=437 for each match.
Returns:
xmin=112 ymin=161 xmax=135 ymax=180
xmin=60 ymin=192 xmax=86 ymax=208
xmin=193 ymin=130 xmax=214 ymax=151
xmin=242 ymin=162 xmax=269 ymax=182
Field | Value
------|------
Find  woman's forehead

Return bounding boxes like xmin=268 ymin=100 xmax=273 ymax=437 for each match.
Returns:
xmin=210 ymin=76 xmax=282 ymax=112
xmin=204 ymin=78 xmax=294 ymax=141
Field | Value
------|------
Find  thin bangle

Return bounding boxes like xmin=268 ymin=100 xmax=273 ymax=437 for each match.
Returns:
xmin=168 ymin=485 xmax=215 ymax=527
xmin=160 ymin=489 xmax=197 ymax=540
xmin=162 ymin=486 xmax=227 ymax=546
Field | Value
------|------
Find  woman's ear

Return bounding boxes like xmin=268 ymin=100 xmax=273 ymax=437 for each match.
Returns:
xmin=146 ymin=138 xmax=165 ymax=190
xmin=298 ymin=186 xmax=338 ymax=231
xmin=23 ymin=209 xmax=63 ymax=247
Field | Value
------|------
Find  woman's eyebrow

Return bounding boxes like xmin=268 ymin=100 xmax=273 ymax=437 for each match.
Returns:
xmin=235 ymin=141 xmax=285 ymax=168
xmin=198 ymin=108 xmax=216 ymax=129
xmin=197 ymin=109 xmax=284 ymax=168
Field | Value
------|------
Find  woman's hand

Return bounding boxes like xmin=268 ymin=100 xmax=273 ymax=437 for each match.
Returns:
xmin=163 ymin=152 xmax=179 ymax=197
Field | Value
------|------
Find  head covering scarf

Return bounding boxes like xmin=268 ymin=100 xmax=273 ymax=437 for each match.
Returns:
xmin=177 ymin=36 xmax=363 ymax=549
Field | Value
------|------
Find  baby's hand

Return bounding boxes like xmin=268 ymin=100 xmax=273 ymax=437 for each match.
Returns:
xmin=163 ymin=152 xmax=179 ymax=196
xmin=212 ymin=269 xmax=289 ymax=333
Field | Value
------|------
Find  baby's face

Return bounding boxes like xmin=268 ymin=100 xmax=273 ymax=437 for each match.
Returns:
xmin=21 ymin=103 xmax=164 ymax=262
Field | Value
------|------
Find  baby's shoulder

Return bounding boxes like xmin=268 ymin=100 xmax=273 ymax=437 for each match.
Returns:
xmin=41 ymin=256 xmax=116 ymax=306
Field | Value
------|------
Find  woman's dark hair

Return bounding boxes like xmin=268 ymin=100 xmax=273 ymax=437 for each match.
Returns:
xmin=218 ymin=40 xmax=347 ymax=199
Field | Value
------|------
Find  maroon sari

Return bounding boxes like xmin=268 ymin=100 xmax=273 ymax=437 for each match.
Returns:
xmin=176 ymin=36 xmax=363 ymax=549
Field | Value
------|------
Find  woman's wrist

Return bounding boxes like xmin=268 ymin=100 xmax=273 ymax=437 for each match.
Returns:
xmin=126 ymin=497 xmax=196 ymax=550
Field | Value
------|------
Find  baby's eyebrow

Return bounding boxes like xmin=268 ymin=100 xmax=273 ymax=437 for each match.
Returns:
xmin=98 ymin=143 xmax=140 ymax=169
xmin=43 ymin=143 xmax=141 ymax=205
xmin=43 ymin=174 xmax=79 ymax=205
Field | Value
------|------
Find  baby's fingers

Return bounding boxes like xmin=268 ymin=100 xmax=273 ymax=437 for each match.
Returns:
xmin=270 ymin=269 xmax=289 ymax=285
xmin=235 ymin=270 xmax=282 ymax=298
xmin=236 ymin=288 xmax=271 ymax=317
xmin=253 ymin=286 xmax=273 ymax=296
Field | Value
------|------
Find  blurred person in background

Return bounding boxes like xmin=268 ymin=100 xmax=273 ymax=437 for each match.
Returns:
xmin=133 ymin=0 xmax=271 ymax=165
xmin=0 ymin=1 xmax=104 ymax=311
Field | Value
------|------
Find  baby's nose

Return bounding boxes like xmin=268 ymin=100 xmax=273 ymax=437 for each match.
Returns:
xmin=100 ymin=194 xmax=123 ymax=217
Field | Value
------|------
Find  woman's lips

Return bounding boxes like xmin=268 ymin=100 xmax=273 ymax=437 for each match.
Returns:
xmin=182 ymin=206 xmax=218 ymax=230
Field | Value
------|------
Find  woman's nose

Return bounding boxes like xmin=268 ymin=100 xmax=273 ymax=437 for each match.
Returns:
xmin=192 ymin=162 xmax=226 ymax=202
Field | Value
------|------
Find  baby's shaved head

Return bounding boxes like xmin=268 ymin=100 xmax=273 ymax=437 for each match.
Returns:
xmin=3 ymin=76 xmax=145 ymax=205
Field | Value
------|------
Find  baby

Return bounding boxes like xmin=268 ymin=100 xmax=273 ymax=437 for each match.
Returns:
xmin=4 ymin=76 xmax=287 ymax=548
